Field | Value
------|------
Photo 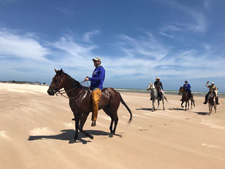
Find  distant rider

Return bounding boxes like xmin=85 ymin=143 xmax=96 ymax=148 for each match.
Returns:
xmin=183 ymin=80 xmax=192 ymax=99
xmin=154 ymin=77 xmax=163 ymax=100
xmin=203 ymin=81 xmax=219 ymax=105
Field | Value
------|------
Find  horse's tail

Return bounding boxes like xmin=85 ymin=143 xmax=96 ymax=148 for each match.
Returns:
xmin=164 ymin=95 xmax=169 ymax=103
xmin=192 ymin=99 xmax=195 ymax=107
xmin=162 ymin=90 xmax=169 ymax=103
xmin=120 ymin=95 xmax=132 ymax=124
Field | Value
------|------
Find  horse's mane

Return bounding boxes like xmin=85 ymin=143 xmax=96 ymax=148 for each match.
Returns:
xmin=64 ymin=72 xmax=83 ymax=89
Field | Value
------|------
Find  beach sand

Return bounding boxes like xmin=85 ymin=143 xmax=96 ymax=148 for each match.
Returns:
xmin=0 ymin=83 xmax=225 ymax=169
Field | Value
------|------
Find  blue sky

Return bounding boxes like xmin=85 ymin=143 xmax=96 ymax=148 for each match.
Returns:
xmin=0 ymin=0 xmax=225 ymax=92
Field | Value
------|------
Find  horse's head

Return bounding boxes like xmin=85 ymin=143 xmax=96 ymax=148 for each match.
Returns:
xmin=178 ymin=86 xmax=183 ymax=95
xmin=147 ymin=82 xmax=155 ymax=91
xmin=47 ymin=69 xmax=66 ymax=96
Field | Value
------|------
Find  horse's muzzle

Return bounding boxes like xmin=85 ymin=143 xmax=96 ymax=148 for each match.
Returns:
xmin=47 ymin=88 xmax=55 ymax=96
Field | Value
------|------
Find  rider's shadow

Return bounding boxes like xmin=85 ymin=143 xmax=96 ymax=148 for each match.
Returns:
xmin=28 ymin=129 xmax=110 ymax=144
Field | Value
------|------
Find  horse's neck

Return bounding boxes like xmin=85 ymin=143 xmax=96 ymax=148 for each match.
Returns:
xmin=64 ymin=75 xmax=83 ymax=97
xmin=210 ymin=91 xmax=215 ymax=98
xmin=151 ymin=88 xmax=157 ymax=97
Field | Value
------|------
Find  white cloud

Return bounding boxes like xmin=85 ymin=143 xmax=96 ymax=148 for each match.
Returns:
xmin=0 ymin=29 xmax=50 ymax=61
xmin=0 ymin=28 xmax=224 ymax=86
xmin=83 ymin=30 xmax=100 ymax=42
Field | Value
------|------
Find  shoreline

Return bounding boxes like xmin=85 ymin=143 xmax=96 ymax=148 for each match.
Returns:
xmin=1 ymin=82 xmax=224 ymax=98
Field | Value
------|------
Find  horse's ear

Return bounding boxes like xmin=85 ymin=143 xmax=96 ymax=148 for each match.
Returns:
xmin=59 ymin=69 xmax=63 ymax=74
xmin=54 ymin=68 xmax=57 ymax=73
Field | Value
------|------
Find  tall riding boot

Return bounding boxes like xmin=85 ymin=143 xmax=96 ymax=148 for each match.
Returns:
xmin=216 ymin=97 xmax=219 ymax=105
xmin=203 ymin=95 xmax=207 ymax=104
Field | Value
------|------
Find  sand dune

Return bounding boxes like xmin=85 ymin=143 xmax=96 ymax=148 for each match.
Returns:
xmin=0 ymin=83 xmax=225 ymax=169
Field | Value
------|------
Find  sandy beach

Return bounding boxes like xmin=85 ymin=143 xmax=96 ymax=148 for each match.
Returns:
xmin=0 ymin=83 xmax=225 ymax=169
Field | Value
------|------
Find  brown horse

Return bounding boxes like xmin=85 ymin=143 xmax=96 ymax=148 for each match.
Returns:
xmin=208 ymin=91 xmax=217 ymax=115
xmin=47 ymin=69 xmax=132 ymax=142
xmin=178 ymin=87 xmax=195 ymax=111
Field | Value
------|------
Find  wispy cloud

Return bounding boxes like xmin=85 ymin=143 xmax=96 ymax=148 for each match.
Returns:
xmin=159 ymin=0 xmax=208 ymax=37
xmin=0 ymin=27 xmax=224 ymax=85
xmin=83 ymin=30 xmax=100 ymax=43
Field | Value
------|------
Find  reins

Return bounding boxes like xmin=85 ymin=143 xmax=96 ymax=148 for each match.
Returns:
xmin=56 ymin=80 xmax=90 ymax=100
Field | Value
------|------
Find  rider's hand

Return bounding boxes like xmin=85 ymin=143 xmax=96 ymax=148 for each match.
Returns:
xmin=84 ymin=77 xmax=89 ymax=81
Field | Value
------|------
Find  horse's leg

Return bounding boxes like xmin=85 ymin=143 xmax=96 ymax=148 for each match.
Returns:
xmin=181 ymin=101 xmax=184 ymax=108
xmin=214 ymin=104 xmax=217 ymax=115
xmin=208 ymin=103 xmax=212 ymax=115
xmin=69 ymin=117 xmax=79 ymax=143
xmin=79 ymin=113 xmax=94 ymax=139
xmin=112 ymin=116 xmax=118 ymax=135
xmin=103 ymin=108 xmax=118 ymax=137
xmin=109 ymin=118 xmax=113 ymax=134
xmin=157 ymin=99 xmax=160 ymax=110
xmin=162 ymin=96 xmax=165 ymax=110
xmin=152 ymin=99 xmax=155 ymax=112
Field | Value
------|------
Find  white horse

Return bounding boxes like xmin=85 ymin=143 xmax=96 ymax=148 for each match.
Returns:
xmin=147 ymin=82 xmax=167 ymax=111
xmin=208 ymin=90 xmax=217 ymax=115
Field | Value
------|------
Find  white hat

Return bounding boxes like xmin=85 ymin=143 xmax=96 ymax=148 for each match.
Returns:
xmin=211 ymin=82 xmax=215 ymax=85
xmin=92 ymin=57 xmax=101 ymax=62
xmin=156 ymin=77 xmax=160 ymax=80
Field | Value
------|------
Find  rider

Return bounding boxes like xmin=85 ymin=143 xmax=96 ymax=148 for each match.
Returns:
xmin=203 ymin=81 xmax=219 ymax=105
xmin=85 ymin=57 xmax=105 ymax=127
xmin=154 ymin=77 xmax=163 ymax=100
xmin=182 ymin=80 xmax=192 ymax=99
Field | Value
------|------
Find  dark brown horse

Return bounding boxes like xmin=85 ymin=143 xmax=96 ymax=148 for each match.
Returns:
xmin=178 ymin=87 xmax=195 ymax=111
xmin=47 ymin=69 xmax=132 ymax=142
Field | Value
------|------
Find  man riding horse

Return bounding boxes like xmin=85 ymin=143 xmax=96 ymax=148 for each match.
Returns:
xmin=203 ymin=81 xmax=219 ymax=105
xmin=181 ymin=81 xmax=192 ymax=101
xmin=151 ymin=77 xmax=163 ymax=101
xmin=84 ymin=57 xmax=105 ymax=127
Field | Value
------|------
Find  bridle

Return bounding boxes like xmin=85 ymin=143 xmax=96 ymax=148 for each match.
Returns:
xmin=54 ymin=79 xmax=90 ymax=100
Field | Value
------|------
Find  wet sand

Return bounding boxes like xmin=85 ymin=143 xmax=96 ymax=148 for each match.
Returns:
xmin=0 ymin=83 xmax=225 ymax=169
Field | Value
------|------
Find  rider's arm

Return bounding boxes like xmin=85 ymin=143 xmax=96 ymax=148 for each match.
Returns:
xmin=89 ymin=67 xmax=105 ymax=81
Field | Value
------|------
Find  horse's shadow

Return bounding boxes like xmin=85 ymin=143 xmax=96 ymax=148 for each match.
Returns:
xmin=136 ymin=108 xmax=153 ymax=111
xmin=169 ymin=108 xmax=184 ymax=111
xmin=28 ymin=129 xmax=117 ymax=144
xmin=195 ymin=112 xmax=208 ymax=116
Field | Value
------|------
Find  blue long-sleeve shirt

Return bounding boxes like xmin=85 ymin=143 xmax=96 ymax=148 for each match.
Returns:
xmin=183 ymin=83 xmax=191 ymax=91
xmin=88 ymin=66 xmax=105 ymax=90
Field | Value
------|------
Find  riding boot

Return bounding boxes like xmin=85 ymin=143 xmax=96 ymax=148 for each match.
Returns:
xmin=216 ymin=97 xmax=219 ymax=105
xmin=203 ymin=95 xmax=207 ymax=104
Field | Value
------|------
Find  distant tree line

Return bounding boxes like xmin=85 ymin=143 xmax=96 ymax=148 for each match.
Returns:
xmin=0 ymin=80 xmax=48 ymax=85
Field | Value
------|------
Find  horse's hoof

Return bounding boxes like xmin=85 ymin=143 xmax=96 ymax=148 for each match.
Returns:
xmin=89 ymin=135 xmax=94 ymax=139
xmin=69 ymin=139 xmax=76 ymax=144
xmin=109 ymin=133 xmax=113 ymax=138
